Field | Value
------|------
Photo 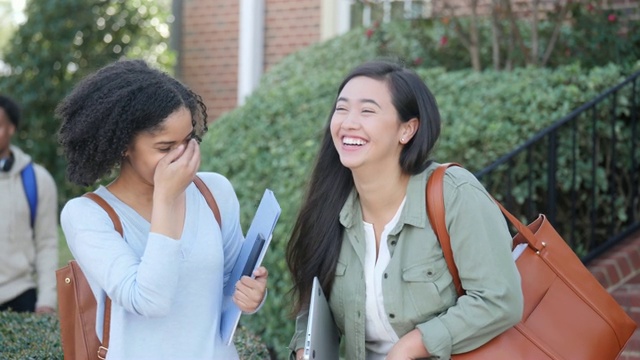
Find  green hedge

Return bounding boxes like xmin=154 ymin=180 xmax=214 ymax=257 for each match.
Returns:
xmin=0 ymin=311 xmax=270 ymax=359
xmin=199 ymin=22 xmax=638 ymax=357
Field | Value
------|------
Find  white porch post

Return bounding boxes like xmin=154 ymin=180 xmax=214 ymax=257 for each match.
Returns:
xmin=237 ymin=0 xmax=265 ymax=105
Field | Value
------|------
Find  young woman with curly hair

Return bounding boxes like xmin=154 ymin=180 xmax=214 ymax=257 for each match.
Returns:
xmin=286 ymin=60 xmax=523 ymax=360
xmin=57 ymin=59 xmax=267 ymax=359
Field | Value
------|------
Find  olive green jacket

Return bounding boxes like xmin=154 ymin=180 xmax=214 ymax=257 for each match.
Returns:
xmin=289 ymin=163 xmax=523 ymax=359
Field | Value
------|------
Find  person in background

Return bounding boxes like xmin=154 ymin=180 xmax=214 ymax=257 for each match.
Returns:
xmin=286 ymin=60 xmax=523 ymax=360
xmin=56 ymin=59 xmax=267 ymax=359
xmin=0 ymin=94 xmax=58 ymax=314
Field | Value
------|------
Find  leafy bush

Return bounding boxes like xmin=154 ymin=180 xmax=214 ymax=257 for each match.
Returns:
xmin=552 ymin=2 xmax=640 ymax=69
xmin=0 ymin=311 xmax=61 ymax=359
xmin=359 ymin=3 xmax=640 ymax=71
xmin=0 ymin=0 xmax=175 ymax=208
xmin=0 ymin=311 xmax=270 ymax=359
xmin=199 ymin=22 xmax=637 ymax=357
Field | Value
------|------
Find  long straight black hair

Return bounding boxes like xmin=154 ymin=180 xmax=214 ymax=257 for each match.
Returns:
xmin=286 ymin=60 xmax=442 ymax=314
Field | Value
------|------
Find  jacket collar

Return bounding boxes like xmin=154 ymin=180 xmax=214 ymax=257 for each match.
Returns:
xmin=338 ymin=162 xmax=439 ymax=232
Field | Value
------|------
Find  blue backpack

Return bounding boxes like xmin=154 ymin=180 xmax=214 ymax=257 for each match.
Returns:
xmin=21 ymin=162 xmax=37 ymax=229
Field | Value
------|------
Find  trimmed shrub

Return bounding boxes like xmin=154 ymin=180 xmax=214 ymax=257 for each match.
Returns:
xmin=0 ymin=310 xmax=270 ymax=359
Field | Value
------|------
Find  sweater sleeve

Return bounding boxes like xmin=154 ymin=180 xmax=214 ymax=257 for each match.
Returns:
xmin=417 ymin=167 xmax=523 ymax=359
xmin=61 ymin=197 xmax=183 ymax=317
xmin=33 ymin=165 xmax=58 ymax=309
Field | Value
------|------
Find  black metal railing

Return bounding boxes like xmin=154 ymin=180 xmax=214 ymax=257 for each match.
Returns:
xmin=475 ymin=70 xmax=640 ymax=264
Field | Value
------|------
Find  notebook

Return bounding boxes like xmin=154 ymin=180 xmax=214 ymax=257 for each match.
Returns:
xmin=303 ymin=276 xmax=340 ymax=360
xmin=220 ymin=189 xmax=281 ymax=345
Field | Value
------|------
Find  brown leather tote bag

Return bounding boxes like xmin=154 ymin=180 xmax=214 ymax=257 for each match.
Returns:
xmin=56 ymin=193 xmax=117 ymax=360
xmin=427 ymin=163 xmax=637 ymax=360
xmin=56 ymin=176 xmax=221 ymax=360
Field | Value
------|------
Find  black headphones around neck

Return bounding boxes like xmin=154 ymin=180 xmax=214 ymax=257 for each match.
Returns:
xmin=0 ymin=153 xmax=14 ymax=172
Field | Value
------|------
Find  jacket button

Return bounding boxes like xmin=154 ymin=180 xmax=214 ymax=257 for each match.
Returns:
xmin=384 ymin=273 xmax=388 ymax=279
xmin=390 ymin=240 xmax=396 ymax=245
xmin=389 ymin=313 xmax=395 ymax=319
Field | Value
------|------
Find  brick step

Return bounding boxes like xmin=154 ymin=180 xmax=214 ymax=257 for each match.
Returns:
xmin=588 ymin=233 xmax=640 ymax=290
xmin=612 ymin=283 xmax=640 ymax=325
xmin=619 ymin=329 xmax=640 ymax=360
xmin=587 ymin=230 xmax=640 ymax=360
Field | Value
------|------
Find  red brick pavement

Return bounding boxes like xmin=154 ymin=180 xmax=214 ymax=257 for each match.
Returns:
xmin=587 ymin=229 xmax=640 ymax=359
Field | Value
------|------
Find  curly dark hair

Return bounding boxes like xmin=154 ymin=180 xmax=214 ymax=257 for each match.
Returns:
xmin=0 ymin=94 xmax=22 ymax=128
xmin=56 ymin=59 xmax=208 ymax=186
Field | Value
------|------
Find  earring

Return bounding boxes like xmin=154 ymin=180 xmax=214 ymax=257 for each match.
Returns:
xmin=401 ymin=138 xmax=406 ymax=144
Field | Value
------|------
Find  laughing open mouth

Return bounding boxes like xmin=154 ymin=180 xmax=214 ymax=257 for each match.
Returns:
xmin=343 ymin=137 xmax=367 ymax=146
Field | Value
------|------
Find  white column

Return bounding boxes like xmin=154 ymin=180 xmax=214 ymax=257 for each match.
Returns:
xmin=237 ymin=0 xmax=265 ymax=105
xmin=363 ymin=3 xmax=372 ymax=27
xmin=337 ymin=0 xmax=351 ymax=35
xmin=321 ymin=0 xmax=352 ymax=40
xmin=383 ymin=0 xmax=391 ymax=23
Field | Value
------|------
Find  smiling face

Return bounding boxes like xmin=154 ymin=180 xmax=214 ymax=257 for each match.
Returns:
xmin=330 ymin=76 xmax=416 ymax=173
xmin=120 ymin=106 xmax=194 ymax=185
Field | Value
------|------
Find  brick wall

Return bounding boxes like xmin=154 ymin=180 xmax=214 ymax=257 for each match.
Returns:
xmin=181 ymin=0 xmax=240 ymax=122
xmin=264 ymin=0 xmax=321 ymax=71
xmin=180 ymin=0 xmax=322 ymax=122
xmin=179 ymin=0 xmax=639 ymax=121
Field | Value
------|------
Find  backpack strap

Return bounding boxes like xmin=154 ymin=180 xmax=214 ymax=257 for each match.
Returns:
xmin=426 ymin=162 xmax=464 ymax=297
xmin=21 ymin=162 xmax=37 ymax=229
xmin=193 ymin=175 xmax=222 ymax=227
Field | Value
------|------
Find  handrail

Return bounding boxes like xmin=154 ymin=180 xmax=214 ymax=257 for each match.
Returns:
xmin=474 ymin=70 xmax=640 ymax=263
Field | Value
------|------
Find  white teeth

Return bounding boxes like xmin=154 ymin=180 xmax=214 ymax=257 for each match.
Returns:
xmin=343 ymin=137 xmax=367 ymax=146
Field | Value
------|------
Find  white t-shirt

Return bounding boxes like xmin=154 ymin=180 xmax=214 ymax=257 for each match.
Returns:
xmin=363 ymin=197 xmax=406 ymax=359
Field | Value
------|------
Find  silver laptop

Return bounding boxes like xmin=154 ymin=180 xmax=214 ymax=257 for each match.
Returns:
xmin=303 ymin=276 xmax=340 ymax=360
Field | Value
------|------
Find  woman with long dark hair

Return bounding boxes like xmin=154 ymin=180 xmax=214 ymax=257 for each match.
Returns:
xmin=287 ymin=60 xmax=522 ymax=359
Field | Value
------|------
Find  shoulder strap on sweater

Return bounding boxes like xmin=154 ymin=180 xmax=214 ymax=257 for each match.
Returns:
xmin=426 ymin=162 xmax=464 ymax=297
xmin=193 ymin=175 xmax=222 ymax=227
xmin=82 ymin=192 xmax=120 ymax=356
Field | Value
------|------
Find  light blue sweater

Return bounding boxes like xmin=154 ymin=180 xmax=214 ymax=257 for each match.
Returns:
xmin=61 ymin=172 xmax=243 ymax=359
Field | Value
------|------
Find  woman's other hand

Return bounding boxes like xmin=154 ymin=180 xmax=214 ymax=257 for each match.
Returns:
xmin=386 ymin=329 xmax=430 ymax=360
xmin=233 ymin=266 xmax=268 ymax=313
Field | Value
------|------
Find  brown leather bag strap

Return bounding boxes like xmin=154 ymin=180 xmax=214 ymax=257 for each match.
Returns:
xmin=426 ymin=163 xmax=541 ymax=299
xmin=82 ymin=192 xmax=120 ymax=355
xmin=426 ymin=163 xmax=464 ymax=297
xmin=84 ymin=193 xmax=123 ymax=237
xmin=193 ymin=175 xmax=222 ymax=227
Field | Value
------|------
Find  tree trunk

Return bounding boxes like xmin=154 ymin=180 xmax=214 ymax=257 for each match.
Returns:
xmin=541 ymin=1 xmax=571 ymax=66
xmin=531 ymin=0 xmax=540 ymax=65
xmin=469 ymin=0 xmax=481 ymax=71
xmin=491 ymin=0 xmax=502 ymax=70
